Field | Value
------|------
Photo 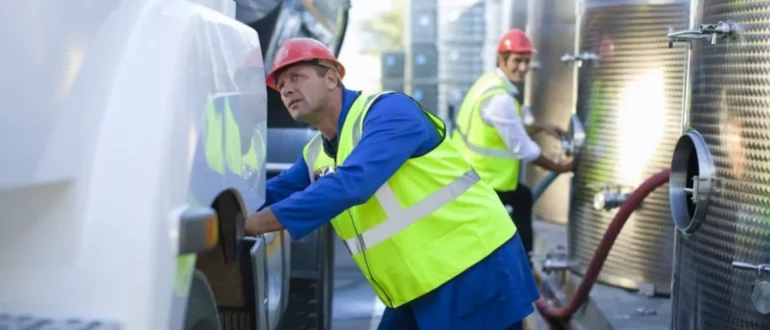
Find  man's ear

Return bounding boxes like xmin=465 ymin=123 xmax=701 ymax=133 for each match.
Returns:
xmin=326 ymin=71 xmax=339 ymax=90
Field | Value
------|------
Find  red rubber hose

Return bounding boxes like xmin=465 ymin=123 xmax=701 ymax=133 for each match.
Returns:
xmin=536 ymin=169 xmax=671 ymax=325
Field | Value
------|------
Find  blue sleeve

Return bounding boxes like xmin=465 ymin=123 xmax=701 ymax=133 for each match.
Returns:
xmin=270 ymin=93 xmax=441 ymax=239
xmin=261 ymin=154 xmax=310 ymax=209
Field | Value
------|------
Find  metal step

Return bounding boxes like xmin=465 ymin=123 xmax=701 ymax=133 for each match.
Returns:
xmin=278 ymin=278 xmax=320 ymax=330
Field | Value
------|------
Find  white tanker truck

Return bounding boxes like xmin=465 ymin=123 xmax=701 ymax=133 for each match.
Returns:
xmin=0 ymin=0 xmax=348 ymax=329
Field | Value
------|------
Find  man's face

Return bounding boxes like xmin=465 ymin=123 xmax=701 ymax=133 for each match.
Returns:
xmin=275 ymin=64 xmax=335 ymax=123
xmin=499 ymin=52 xmax=531 ymax=83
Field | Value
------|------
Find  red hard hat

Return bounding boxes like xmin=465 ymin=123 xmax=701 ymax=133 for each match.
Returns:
xmin=497 ymin=29 xmax=535 ymax=54
xmin=265 ymin=38 xmax=346 ymax=91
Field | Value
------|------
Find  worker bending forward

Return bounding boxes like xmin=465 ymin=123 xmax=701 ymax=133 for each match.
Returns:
xmin=245 ymin=37 xmax=540 ymax=330
xmin=452 ymin=29 xmax=573 ymax=256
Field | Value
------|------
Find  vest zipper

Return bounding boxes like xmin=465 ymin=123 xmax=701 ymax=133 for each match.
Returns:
xmin=335 ymin=159 xmax=394 ymax=307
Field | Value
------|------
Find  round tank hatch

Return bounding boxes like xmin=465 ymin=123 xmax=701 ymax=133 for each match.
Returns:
xmin=669 ymin=131 xmax=716 ymax=234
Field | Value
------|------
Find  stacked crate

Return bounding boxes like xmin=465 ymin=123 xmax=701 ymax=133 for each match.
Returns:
xmin=380 ymin=52 xmax=405 ymax=93
xmin=404 ymin=0 xmax=440 ymax=115
xmin=437 ymin=0 xmax=487 ymax=122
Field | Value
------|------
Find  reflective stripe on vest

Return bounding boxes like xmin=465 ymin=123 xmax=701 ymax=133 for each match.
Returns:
xmin=304 ymin=92 xmax=481 ymax=255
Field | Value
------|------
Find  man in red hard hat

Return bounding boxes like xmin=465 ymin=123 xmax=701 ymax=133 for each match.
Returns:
xmin=244 ymin=37 xmax=540 ymax=330
xmin=452 ymin=29 xmax=574 ymax=257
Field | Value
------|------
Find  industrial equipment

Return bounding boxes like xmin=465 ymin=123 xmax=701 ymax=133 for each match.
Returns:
xmin=0 ymin=0 xmax=291 ymax=329
xmin=567 ymin=0 xmax=689 ymax=296
xmin=524 ymin=0 xmax=578 ymax=224
xmin=667 ymin=1 xmax=770 ymax=328
xmin=438 ymin=0 xmax=486 ymax=118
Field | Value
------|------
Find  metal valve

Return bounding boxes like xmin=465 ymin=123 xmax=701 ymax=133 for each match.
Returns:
xmin=732 ymin=261 xmax=770 ymax=275
xmin=590 ymin=183 xmax=630 ymax=211
xmin=541 ymin=248 xmax=574 ymax=274
xmin=558 ymin=114 xmax=587 ymax=157
xmin=667 ymin=20 xmax=738 ymax=48
xmin=561 ymin=52 xmax=599 ymax=67
xmin=593 ymin=189 xmax=630 ymax=211
xmin=731 ymin=261 xmax=770 ymax=314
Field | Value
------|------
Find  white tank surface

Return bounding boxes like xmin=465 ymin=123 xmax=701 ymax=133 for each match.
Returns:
xmin=0 ymin=0 xmax=271 ymax=329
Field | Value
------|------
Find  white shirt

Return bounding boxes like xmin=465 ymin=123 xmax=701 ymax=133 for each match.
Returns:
xmin=479 ymin=69 xmax=542 ymax=162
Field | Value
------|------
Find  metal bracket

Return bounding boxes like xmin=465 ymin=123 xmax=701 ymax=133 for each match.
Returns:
xmin=682 ymin=174 xmax=710 ymax=205
xmin=732 ymin=261 xmax=770 ymax=314
xmin=667 ymin=21 xmax=738 ymax=48
xmin=732 ymin=261 xmax=770 ymax=276
xmin=561 ymin=52 xmax=599 ymax=67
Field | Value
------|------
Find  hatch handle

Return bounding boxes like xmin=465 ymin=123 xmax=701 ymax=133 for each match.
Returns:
xmin=732 ymin=261 xmax=770 ymax=275
xmin=667 ymin=20 xmax=738 ymax=48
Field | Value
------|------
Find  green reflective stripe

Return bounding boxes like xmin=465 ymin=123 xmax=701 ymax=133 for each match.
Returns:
xmin=350 ymin=92 xmax=394 ymax=144
xmin=303 ymin=134 xmax=324 ymax=183
xmin=174 ymin=254 xmax=197 ymax=297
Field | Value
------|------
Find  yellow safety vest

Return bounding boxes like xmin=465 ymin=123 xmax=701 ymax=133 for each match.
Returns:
xmin=451 ymin=72 xmax=523 ymax=192
xmin=301 ymin=91 xmax=517 ymax=307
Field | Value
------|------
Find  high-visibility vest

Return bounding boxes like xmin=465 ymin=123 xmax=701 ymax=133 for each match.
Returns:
xmin=301 ymin=91 xmax=517 ymax=307
xmin=451 ymin=72 xmax=523 ymax=192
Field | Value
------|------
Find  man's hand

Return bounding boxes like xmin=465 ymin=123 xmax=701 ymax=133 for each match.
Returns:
xmin=557 ymin=156 xmax=575 ymax=173
xmin=245 ymin=207 xmax=285 ymax=235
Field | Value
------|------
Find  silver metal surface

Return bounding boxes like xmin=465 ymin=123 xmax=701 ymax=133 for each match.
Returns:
xmin=0 ymin=315 xmax=121 ymax=330
xmin=669 ymin=1 xmax=770 ymax=328
xmin=525 ymin=0 xmax=577 ymax=224
xmin=584 ymin=0 xmax=687 ymax=8
xmin=438 ymin=0 xmax=486 ymax=117
xmin=568 ymin=0 xmax=689 ymax=295
xmin=503 ymin=0 xmax=529 ymax=31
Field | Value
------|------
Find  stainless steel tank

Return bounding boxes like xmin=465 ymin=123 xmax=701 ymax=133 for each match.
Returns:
xmin=524 ymin=0 xmax=576 ymax=224
xmin=567 ymin=0 xmax=689 ymax=295
xmin=668 ymin=1 xmax=770 ymax=328
xmin=438 ymin=0 xmax=486 ymax=121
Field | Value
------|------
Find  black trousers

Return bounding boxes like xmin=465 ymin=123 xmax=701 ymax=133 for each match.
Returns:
xmin=496 ymin=184 xmax=534 ymax=256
